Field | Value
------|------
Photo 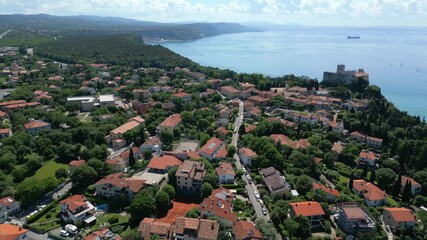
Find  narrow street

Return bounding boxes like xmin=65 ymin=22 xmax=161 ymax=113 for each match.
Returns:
xmin=231 ymin=100 xmax=281 ymax=239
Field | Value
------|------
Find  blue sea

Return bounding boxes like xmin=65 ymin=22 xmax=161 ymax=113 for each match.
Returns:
xmin=160 ymin=27 xmax=427 ymax=118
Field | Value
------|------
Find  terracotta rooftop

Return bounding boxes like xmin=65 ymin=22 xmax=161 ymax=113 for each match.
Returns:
xmin=401 ymin=176 xmax=421 ymax=187
xmin=270 ymin=134 xmax=310 ymax=149
xmin=24 ymin=120 xmax=49 ymax=129
xmin=198 ymin=137 xmax=226 ymax=157
xmin=147 ymin=155 xmax=182 ymax=171
xmin=239 ymin=147 xmax=257 ymax=157
xmin=176 ymin=160 xmax=206 ymax=181
xmin=199 ymin=197 xmax=237 ymax=223
xmin=141 ymin=136 xmax=162 ymax=146
xmin=312 ymin=182 xmax=340 ymax=197
xmin=342 ymin=206 xmax=367 ymax=220
xmin=0 ymin=197 xmax=17 ymax=207
xmin=359 ymin=150 xmax=377 ymax=160
xmin=84 ymin=228 xmax=121 ymax=240
xmin=172 ymin=92 xmax=191 ymax=98
xmin=0 ymin=128 xmax=11 ymax=135
xmin=289 ymin=201 xmax=325 ymax=217
xmin=95 ymin=173 xmax=145 ymax=194
xmin=0 ymin=224 xmax=28 ymax=240
xmin=383 ymin=208 xmax=415 ymax=222
xmin=353 ymin=179 xmax=387 ymax=201
xmin=59 ymin=195 xmax=88 ymax=212
xmin=138 ymin=218 xmax=172 ymax=239
xmin=215 ymin=162 xmax=235 ymax=176
xmin=173 ymin=217 xmax=219 ymax=240
xmin=159 ymin=113 xmax=182 ymax=128
xmin=233 ymin=221 xmax=262 ymax=240
xmin=110 ymin=118 xmax=143 ymax=135
xmin=69 ymin=160 xmax=86 ymax=167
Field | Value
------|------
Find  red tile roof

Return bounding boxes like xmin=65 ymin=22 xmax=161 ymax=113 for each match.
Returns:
xmin=239 ymin=147 xmax=257 ymax=157
xmin=147 ymin=155 xmax=182 ymax=171
xmin=270 ymin=134 xmax=310 ymax=149
xmin=138 ymin=218 xmax=171 ymax=239
xmin=198 ymin=137 xmax=226 ymax=157
xmin=359 ymin=150 xmax=376 ymax=160
xmin=84 ymin=228 xmax=121 ymax=240
xmin=159 ymin=113 xmax=182 ymax=128
xmin=0 ymin=224 xmax=28 ymax=240
xmin=233 ymin=221 xmax=262 ymax=240
xmin=173 ymin=217 xmax=219 ymax=240
xmin=312 ymin=182 xmax=340 ymax=198
xmin=175 ymin=160 xmax=206 ymax=181
xmin=24 ymin=120 xmax=49 ymax=129
xmin=95 ymin=173 xmax=145 ymax=193
xmin=69 ymin=160 xmax=86 ymax=167
xmin=60 ymin=195 xmax=88 ymax=212
xmin=383 ymin=208 xmax=415 ymax=222
xmin=353 ymin=179 xmax=387 ymax=201
xmin=215 ymin=162 xmax=235 ymax=176
xmin=289 ymin=201 xmax=325 ymax=217
xmin=110 ymin=118 xmax=142 ymax=135
xmin=0 ymin=197 xmax=17 ymax=207
xmin=401 ymin=176 xmax=421 ymax=187
xmin=199 ymin=196 xmax=237 ymax=223
xmin=186 ymin=150 xmax=201 ymax=159
xmin=172 ymin=92 xmax=191 ymax=98
xmin=0 ymin=128 xmax=11 ymax=135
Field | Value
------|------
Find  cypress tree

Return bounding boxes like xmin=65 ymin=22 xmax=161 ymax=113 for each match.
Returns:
xmin=129 ymin=147 xmax=135 ymax=167
xmin=369 ymin=169 xmax=376 ymax=183
xmin=362 ymin=164 xmax=368 ymax=179
xmin=402 ymin=180 xmax=412 ymax=203
xmin=238 ymin=124 xmax=245 ymax=136
xmin=392 ymin=175 xmax=402 ymax=196
xmin=349 ymin=171 xmax=354 ymax=189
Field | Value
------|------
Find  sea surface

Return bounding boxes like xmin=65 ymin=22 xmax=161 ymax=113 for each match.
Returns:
xmin=160 ymin=28 xmax=427 ymax=118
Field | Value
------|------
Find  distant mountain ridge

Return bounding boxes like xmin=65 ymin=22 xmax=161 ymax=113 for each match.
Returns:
xmin=0 ymin=14 xmax=259 ymax=41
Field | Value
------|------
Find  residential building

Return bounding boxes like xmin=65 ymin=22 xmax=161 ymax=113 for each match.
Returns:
xmin=259 ymin=167 xmax=291 ymax=196
xmin=133 ymin=89 xmax=152 ymax=100
xmin=172 ymin=217 xmax=219 ymax=240
xmin=140 ymin=136 xmax=162 ymax=154
xmin=171 ymin=92 xmax=192 ymax=103
xmin=24 ymin=120 xmax=51 ymax=136
xmin=352 ymin=179 xmax=387 ymax=207
xmin=105 ymin=157 xmax=126 ymax=173
xmin=246 ymin=95 xmax=269 ymax=106
xmin=158 ymin=114 xmax=182 ymax=135
xmin=198 ymin=137 xmax=227 ymax=161
xmin=210 ymin=187 xmax=235 ymax=203
xmin=220 ymin=86 xmax=241 ymax=99
xmin=367 ymin=136 xmax=383 ymax=148
xmin=382 ymin=208 xmax=416 ymax=230
xmin=105 ymin=116 xmax=145 ymax=149
xmin=176 ymin=160 xmax=206 ymax=194
xmin=239 ymin=82 xmax=256 ymax=90
xmin=270 ymin=134 xmax=310 ymax=149
xmin=289 ymin=201 xmax=325 ymax=225
xmin=359 ymin=150 xmax=378 ymax=167
xmin=0 ymin=197 xmax=21 ymax=216
xmin=95 ymin=173 xmax=145 ymax=200
xmin=84 ymin=228 xmax=122 ymax=240
xmin=147 ymin=155 xmax=182 ymax=174
xmin=400 ymin=176 xmax=421 ymax=195
xmin=246 ymin=107 xmax=261 ymax=119
xmin=59 ymin=195 xmax=96 ymax=224
xmin=215 ymin=127 xmax=228 ymax=139
xmin=199 ymin=196 xmax=237 ymax=227
xmin=238 ymin=147 xmax=257 ymax=167
xmin=332 ymin=142 xmax=343 ymax=154
xmin=69 ymin=159 xmax=86 ymax=174
xmin=0 ymin=128 xmax=12 ymax=139
xmin=215 ymin=162 xmax=235 ymax=184
xmin=67 ymin=94 xmax=115 ymax=112
xmin=337 ymin=204 xmax=375 ymax=233
xmin=0 ymin=205 xmax=6 ymax=223
xmin=233 ymin=221 xmax=263 ymax=240
xmin=0 ymin=224 xmax=28 ymax=240
xmin=119 ymin=147 xmax=140 ymax=164
xmin=0 ymin=110 xmax=7 ymax=121
xmin=312 ymin=182 xmax=340 ymax=202
xmin=138 ymin=218 xmax=172 ymax=239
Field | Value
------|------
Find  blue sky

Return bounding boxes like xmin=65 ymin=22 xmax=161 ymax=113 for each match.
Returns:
xmin=0 ymin=0 xmax=425 ymax=26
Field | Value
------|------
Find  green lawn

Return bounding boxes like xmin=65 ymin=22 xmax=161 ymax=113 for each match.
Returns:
xmin=417 ymin=211 xmax=427 ymax=225
xmin=33 ymin=161 xmax=68 ymax=180
xmin=89 ymin=213 xmax=130 ymax=231
xmin=338 ymin=174 xmax=349 ymax=184
xmin=0 ymin=77 xmax=5 ymax=85
xmin=29 ymin=205 xmax=61 ymax=233
xmin=385 ymin=197 xmax=399 ymax=207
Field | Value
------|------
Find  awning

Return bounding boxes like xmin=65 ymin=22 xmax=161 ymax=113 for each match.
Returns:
xmin=84 ymin=216 xmax=97 ymax=224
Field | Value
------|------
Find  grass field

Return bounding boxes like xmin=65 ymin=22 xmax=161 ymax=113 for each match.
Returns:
xmin=89 ymin=213 xmax=130 ymax=231
xmin=33 ymin=161 xmax=68 ymax=180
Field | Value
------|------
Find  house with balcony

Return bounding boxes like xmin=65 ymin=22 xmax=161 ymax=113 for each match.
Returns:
xmin=59 ymin=195 xmax=96 ymax=225
xmin=199 ymin=196 xmax=237 ymax=227
xmin=215 ymin=162 xmax=235 ymax=184
xmin=359 ymin=150 xmax=379 ymax=167
xmin=24 ymin=120 xmax=51 ymax=136
xmin=352 ymin=179 xmax=387 ymax=207
xmin=400 ymin=176 xmax=421 ymax=195
xmin=158 ymin=114 xmax=182 ymax=135
xmin=382 ymin=208 xmax=416 ymax=231
xmin=147 ymin=155 xmax=182 ymax=174
xmin=176 ymin=160 xmax=206 ymax=195
xmin=105 ymin=116 xmax=145 ymax=149
xmin=289 ymin=201 xmax=325 ymax=226
xmin=337 ymin=203 xmax=375 ymax=233
xmin=95 ymin=173 xmax=145 ymax=200
xmin=238 ymin=148 xmax=257 ymax=167
xmin=198 ymin=137 xmax=227 ymax=161
xmin=0 ymin=197 xmax=21 ymax=217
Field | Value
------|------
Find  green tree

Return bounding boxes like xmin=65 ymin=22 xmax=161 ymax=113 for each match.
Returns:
xmin=227 ymin=146 xmax=237 ymax=157
xmin=155 ymin=191 xmax=170 ymax=213
xmin=204 ymin=173 xmax=219 ymax=188
xmin=294 ymin=215 xmax=312 ymax=239
xmin=283 ymin=218 xmax=299 ymax=238
xmin=323 ymin=151 xmax=338 ymax=168
xmin=185 ymin=208 xmax=200 ymax=218
xmin=130 ymin=195 xmax=156 ymax=226
xmin=255 ymin=219 xmax=276 ymax=240
xmin=392 ymin=175 xmax=402 ymax=196
xmin=167 ymin=166 xmax=178 ymax=187
xmin=55 ymin=168 xmax=68 ymax=179
xmin=370 ymin=169 xmax=376 ymax=183
xmin=402 ymin=180 xmax=412 ymax=203
xmin=160 ymin=131 xmax=173 ymax=145
xmin=197 ymin=119 xmax=210 ymax=131
xmin=295 ymin=175 xmax=312 ymax=195
xmin=129 ymin=147 xmax=136 ymax=167
xmin=349 ymin=171 xmax=354 ymax=189
xmin=71 ymin=165 xmax=98 ymax=193
xmin=377 ymin=168 xmax=397 ymax=189
xmin=162 ymin=184 xmax=175 ymax=200
xmin=201 ymin=182 xmax=213 ymax=198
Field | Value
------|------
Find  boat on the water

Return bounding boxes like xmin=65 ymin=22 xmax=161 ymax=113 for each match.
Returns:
xmin=347 ymin=36 xmax=360 ymax=39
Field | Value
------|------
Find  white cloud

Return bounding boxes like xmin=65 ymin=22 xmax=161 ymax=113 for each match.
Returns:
xmin=0 ymin=0 xmax=426 ymax=26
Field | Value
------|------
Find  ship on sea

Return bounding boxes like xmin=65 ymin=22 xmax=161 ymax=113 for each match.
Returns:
xmin=347 ymin=36 xmax=360 ymax=39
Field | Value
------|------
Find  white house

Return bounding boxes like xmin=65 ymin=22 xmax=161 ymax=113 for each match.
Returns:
xmin=238 ymin=147 xmax=257 ymax=167
xmin=400 ymin=176 xmax=422 ymax=196
xmin=382 ymin=208 xmax=416 ymax=231
xmin=215 ymin=162 xmax=235 ymax=184
xmin=0 ymin=197 xmax=21 ymax=216
xmin=59 ymin=195 xmax=96 ymax=225
xmin=24 ymin=120 xmax=51 ymax=136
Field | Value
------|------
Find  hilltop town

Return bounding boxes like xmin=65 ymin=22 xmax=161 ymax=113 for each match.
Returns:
xmin=0 ymin=42 xmax=427 ymax=240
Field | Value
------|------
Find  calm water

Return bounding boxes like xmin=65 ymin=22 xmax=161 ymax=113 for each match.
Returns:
xmin=161 ymin=28 xmax=427 ymax=118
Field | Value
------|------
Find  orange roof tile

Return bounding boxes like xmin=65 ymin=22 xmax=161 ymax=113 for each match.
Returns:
xmin=215 ymin=162 xmax=235 ymax=176
xmin=353 ymin=179 xmax=387 ymax=201
xmin=239 ymin=147 xmax=257 ymax=157
xmin=147 ymin=155 xmax=182 ymax=171
xmin=0 ymin=224 xmax=28 ymax=240
xmin=383 ymin=208 xmax=415 ymax=222
xmin=69 ymin=160 xmax=86 ymax=167
xmin=289 ymin=201 xmax=325 ymax=217
xmin=233 ymin=221 xmax=262 ymax=240
xmin=24 ymin=120 xmax=49 ymax=129
xmin=312 ymin=182 xmax=340 ymax=197
xmin=95 ymin=173 xmax=145 ymax=193
xmin=199 ymin=197 xmax=237 ymax=223
xmin=159 ymin=113 xmax=182 ymax=128
xmin=110 ymin=119 xmax=142 ymax=135
xmin=401 ymin=176 xmax=421 ymax=187
xmin=0 ymin=197 xmax=17 ymax=207
xmin=0 ymin=128 xmax=11 ymax=135
xmin=198 ymin=137 xmax=225 ymax=157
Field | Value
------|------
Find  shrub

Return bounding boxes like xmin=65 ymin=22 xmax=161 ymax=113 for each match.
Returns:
xmin=109 ymin=216 xmax=120 ymax=224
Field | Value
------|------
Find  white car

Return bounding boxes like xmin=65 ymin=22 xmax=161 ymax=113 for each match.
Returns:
xmin=262 ymin=207 xmax=267 ymax=215
xmin=60 ymin=230 xmax=70 ymax=237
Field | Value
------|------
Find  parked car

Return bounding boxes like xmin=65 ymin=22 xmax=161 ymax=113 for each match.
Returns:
xmin=247 ymin=179 xmax=252 ymax=184
xmin=65 ymin=224 xmax=78 ymax=235
xmin=60 ymin=230 xmax=70 ymax=237
xmin=262 ymin=207 xmax=267 ymax=215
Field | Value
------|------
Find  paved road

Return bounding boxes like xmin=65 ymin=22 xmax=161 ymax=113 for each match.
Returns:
xmin=231 ymin=100 xmax=280 ymax=239
xmin=0 ymin=29 xmax=12 ymax=39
